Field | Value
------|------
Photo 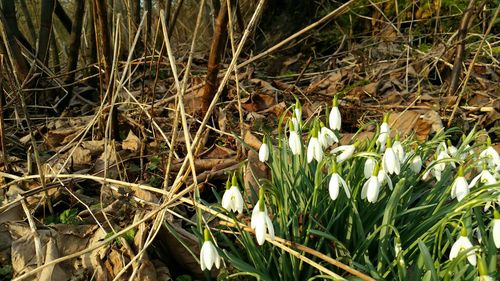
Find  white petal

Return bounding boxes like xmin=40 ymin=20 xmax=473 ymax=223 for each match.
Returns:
xmin=450 ymin=236 xmax=475 ymax=265
xmin=333 ymin=145 xmax=355 ymax=163
xmin=229 ymin=186 xmax=244 ymax=214
xmin=265 ymin=215 xmax=275 ymax=241
xmin=364 ymin=158 xmax=375 ymax=179
xmin=329 ymin=174 xmax=340 ymax=200
xmin=367 ymin=176 xmax=380 ymax=203
xmin=454 ymin=177 xmax=469 ymax=202
xmin=361 ymin=179 xmax=369 ymax=200
xmin=289 ymin=131 xmax=302 ymax=155
xmin=329 ymin=107 xmax=341 ymax=130
xmin=259 ymin=143 xmax=269 ymax=162
xmin=251 ymin=203 xmax=260 ymax=229
xmin=254 ymin=212 xmax=266 ymax=245
xmin=411 ymin=155 xmax=422 ymax=174
xmin=307 ymin=138 xmax=315 ymax=163
xmin=468 ymin=174 xmax=481 ymax=189
xmin=339 ymin=175 xmax=351 ymax=198
xmin=493 ymin=219 xmax=500 ymax=249
xmin=221 ymin=190 xmax=232 ymax=211
xmin=383 ymin=148 xmax=399 ymax=175
xmin=201 ymin=241 xmax=215 ymax=270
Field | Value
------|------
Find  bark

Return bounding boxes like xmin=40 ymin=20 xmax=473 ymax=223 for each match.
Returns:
xmin=168 ymin=0 xmax=185 ymax=34
xmin=0 ymin=1 xmax=29 ymax=80
xmin=201 ymin=1 xmax=228 ymax=115
xmin=55 ymin=0 xmax=72 ymax=33
xmin=38 ymin=0 xmax=56 ymax=64
xmin=19 ymin=0 xmax=37 ymax=43
xmin=94 ymin=0 xmax=112 ymax=83
xmin=57 ymin=0 xmax=85 ymax=112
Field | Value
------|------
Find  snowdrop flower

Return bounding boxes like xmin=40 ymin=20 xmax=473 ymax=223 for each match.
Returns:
xmin=427 ymin=149 xmax=453 ymax=181
xmin=493 ymin=210 xmax=500 ymax=249
xmin=251 ymin=189 xmax=275 ymax=245
xmin=328 ymin=160 xmax=350 ymax=200
xmin=451 ymin=166 xmax=469 ymax=202
xmin=479 ymin=138 xmax=500 ymax=171
xmin=410 ymin=155 xmax=422 ymax=174
xmin=376 ymin=113 xmax=390 ymax=147
xmin=294 ymin=100 xmax=302 ymax=124
xmin=319 ymin=125 xmax=338 ymax=148
xmin=392 ymin=134 xmax=405 ymax=163
xmin=449 ymin=227 xmax=476 ymax=266
xmin=332 ymin=144 xmax=356 ymax=163
xmin=221 ymin=175 xmax=244 ymax=214
xmin=288 ymin=121 xmax=302 ymax=155
xmin=364 ymin=157 xmax=376 ymax=179
xmin=447 ymin=140 xmax=458 ymax=158
xmin=377 ymin=168 xmax=393 ymax=190
xmin=383 ymin=137 xmax=400 ymax=175
xmin=307 ymin=126 xmax=323 ymax=163
xmin=362 ymin=162 xmax=382 ymax=203
xmin=469 ymin=165 xmax=496 ymax=189
xmin=259 ymin=137 xmax=269 ymax=162
xmin=200 ymin=229 xmax=221 ymax=271
xmin=329 ymin=96 xmax=341 ymax=131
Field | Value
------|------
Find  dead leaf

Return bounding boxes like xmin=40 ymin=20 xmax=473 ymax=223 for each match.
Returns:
xmin=71 ymin=147 xmax=92 ymax=165
xmin=122 ymin=130 xmax=141 ymax=152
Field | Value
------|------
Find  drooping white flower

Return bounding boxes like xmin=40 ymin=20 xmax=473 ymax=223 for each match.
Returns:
xmin=362 ymin=162 xmax=382 ymax=203
xmin=364 ymin=157 xmax=376 ymax=179
xmin=451 ymin=166 xmax=469 ymax=202
xmin=221 ymin=176 xmax=244 ymax=214
xmin=319 ymin=126 xmax=338 ymax=148
xmin=449 ymin=228 xmax=476 ymax=266
xmin=251 ymin=193 xmax=275 ymax=245
xmin=294 ymin=100 xmax=302 ymax=124
xmin=200 ymin=229 xmax=221 ymax=271
xmin=469 ymin=168 xmax=496 ymax=189
xmin=377 ymin=168 xmax=393 ymax=190
xmin=478 ymin=255 xmax=494 ymax=281
xmin=329 ymin=96 xmax=341 ymax=131
xmin=392 ymin=135 xmax=405 ymax=164
xmin=332 ymin=145 xmax=355 ymax=163
xmin=479 ymin=139 xmax=500 ymax=171
xmin=307 ymin=127 xmax=323 ymax=163
xmin=362 ymin=175 xmax=381 ymax=203
xmin=411 ymin=155 xmax=422 ymax=174
xmin=493 ymin=210 xmax=500 ymax=249
xmin=289 ymin=130 xmax=302 ymax=155
xmin=447 ymin=140 xmax=458 ymax=158
xmin=383 ymin=137 xmax=400 ymax=175
xmin=328 ymin=161 xmax=350 ymax=200
xmin=259 ymin=141 xmax=269 ymax=162
xmin=377 ymin=114 xmax=391 ymax=147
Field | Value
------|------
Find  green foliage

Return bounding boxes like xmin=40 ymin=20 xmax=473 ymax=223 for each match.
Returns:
xmin=209 ymin=102 xmax=499 ymax=280
xmin=46 ymin=208 xmax=81 ymax=225
xmin=0 ymin=265 xmax=12 ymax=279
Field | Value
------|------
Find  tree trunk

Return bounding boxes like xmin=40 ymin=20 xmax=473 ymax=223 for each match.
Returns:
xmin=38 ymin=0 xmax=56 ymax=65
xmin=0 ymin=1 xmax=29 ymax=80
xmin=94 ymin=0 xmax=112 ymax=83
xmin=201 ymin=1 xmax=228 ymax=115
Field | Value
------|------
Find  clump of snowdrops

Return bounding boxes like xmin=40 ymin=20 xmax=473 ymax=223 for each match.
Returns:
xmin=196 ymin=97 xmax=499 ymax=280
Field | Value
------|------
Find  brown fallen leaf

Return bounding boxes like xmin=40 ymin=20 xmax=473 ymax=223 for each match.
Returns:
xmin=122 ymin=130 xmax=141 ymax=152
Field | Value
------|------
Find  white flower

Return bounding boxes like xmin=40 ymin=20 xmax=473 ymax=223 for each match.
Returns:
xmin=377 ymin=122 xmax=390 ymax=146
xmin=259 ymin=142 xmax=269 ymax=162
xmin=294 ymin=107 xmax=302 ymax=123
xmin=361 ymin=175 xmax=381 ymax=203
xmin=410 ymin=155 xmax=422 ymax=174
xmin=329 ymin=172 xmax=351 ymax=200
xmin=307 ymin=137 xmax=323 ymax=163
xmin=451 ymin=167 xmax=469 ymax=202
xmin=329 ymin=106 xmax=341 ymax=131
xmin=332 ymin=145 xmax=355 ymax=163
xmin=448 ymin=145 xmax=458 ymax=158
xmin=449 ymin=232 xmax=476 ymax=266
xmin=364 ymin=158 xmax=376 ymax=179
xmin=479 ymin=146 xmax=500 ymax=171
xmin=392 ymin=140 xmax=405 ymax=163
xmin=222 ymin=185 xmax=244 ymax=214
xmin=493 ymin=219 xmax=500 ymax=249
xmin=377 ymin=168 xmax=393 ymax=190
xmin=319 ymin=127 xmax=338 ymax=148
xmin=383 ymin=146 xmax=400 ymax=175
xmin=469 ymin=170 xmax=496 ymax=189
xmin=289 ymin=130 xmax=302 ymax=155
xmin=200 ymin=238 xmax=221 ymax=271
xmin=251 ymin=200 xmax=275 ymax=245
